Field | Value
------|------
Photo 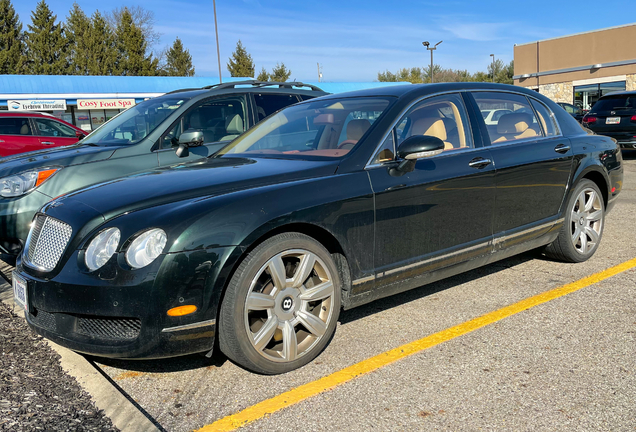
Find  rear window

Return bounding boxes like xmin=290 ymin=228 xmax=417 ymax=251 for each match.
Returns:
xmin=591 ymin=95 xmax=636 ymax=113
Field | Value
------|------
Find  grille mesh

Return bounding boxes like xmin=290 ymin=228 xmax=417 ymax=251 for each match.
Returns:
xmin=30 ymin=309 xmax=57 ymax=332
xmin=77 ymin=316 xmax=142 ymax=340
xmin=26 ymin=215 xmax=72 ymax=271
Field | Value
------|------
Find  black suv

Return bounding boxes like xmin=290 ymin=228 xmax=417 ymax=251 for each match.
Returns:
xmin=0 ymin=81 xmax=327 ymax=263
xmin=582 ymin=91 xmax=636 ymax=149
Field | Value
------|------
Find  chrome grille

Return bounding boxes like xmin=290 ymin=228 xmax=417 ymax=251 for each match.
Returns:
xmin=25 ymin=215 xmax=72 ymax=271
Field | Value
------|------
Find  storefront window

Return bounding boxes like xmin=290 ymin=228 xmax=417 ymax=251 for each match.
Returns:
xmin=105 ymin=109 xmax=120 ymax=121
xmin=90 ymin=110 xmax=107 ymax=129
xmin=74 ymin=110 xmax=91 ymax=132
xmin=574 ymin=81 xmax=626 ymax=111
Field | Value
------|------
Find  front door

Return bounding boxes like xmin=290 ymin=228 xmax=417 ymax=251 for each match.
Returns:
xmin=368 ymin=93 xmax=496 ymax=289
xmin=31 ymin=117 xmax=80 ymax=149
xmin=469 ymin=92 xmax=573 ymax=245
xmin=157 ymin=95 xmax=249 ymax=166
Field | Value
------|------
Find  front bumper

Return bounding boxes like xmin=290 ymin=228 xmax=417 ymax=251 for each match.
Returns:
xmin=16 ymin=246 xmax=234 ymax=359
xmin=0 ymin=191 xmax=50 ymax=257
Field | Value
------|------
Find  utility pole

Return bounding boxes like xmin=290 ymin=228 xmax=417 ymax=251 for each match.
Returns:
xmin=422 ymin=41 xmax=442 ymax=83
xmin=490 ymin=54 xmax=495 ymax=83
xmin=213 ymin=0 xmax=222 ymax=83
xmin=317 ymin=63 xmax=322 ymax=82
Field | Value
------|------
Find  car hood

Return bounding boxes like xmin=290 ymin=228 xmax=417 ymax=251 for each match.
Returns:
xmin=0 ymin=143 xmax=117 ymax=176
xmin=59 ymin=156 xmax=340 ymax=220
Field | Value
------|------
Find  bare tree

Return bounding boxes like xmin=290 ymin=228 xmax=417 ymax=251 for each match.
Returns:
xmin=106 ymin=6 xmax=161 ymax=49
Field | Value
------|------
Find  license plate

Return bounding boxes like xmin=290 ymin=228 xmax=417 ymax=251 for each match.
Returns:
xmin=12 ymin=272 xmax=28 ymax=313
xmin=606 ymin=117 xmax=621 ymax=124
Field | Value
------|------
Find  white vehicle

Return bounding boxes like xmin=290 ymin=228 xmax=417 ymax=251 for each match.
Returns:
xmin=481 ymin=109 xmax=513 ymax=125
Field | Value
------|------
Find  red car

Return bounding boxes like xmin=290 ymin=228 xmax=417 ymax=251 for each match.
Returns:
xmin=0 ymin=112 xmax=87 ymax=158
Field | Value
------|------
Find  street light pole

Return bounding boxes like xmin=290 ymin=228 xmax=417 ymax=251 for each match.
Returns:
xmin=490 ymin=54 xmax=495 ymax=83
xmin=213 ymin=0 xmax=222 ymax=84
xmin=422 ymin=41 xmax=442 ymax=83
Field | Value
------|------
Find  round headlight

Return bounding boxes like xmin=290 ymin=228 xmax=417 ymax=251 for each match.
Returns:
xmin=125 ymin=228 xmax=167 ymax=269
xmin=85 ymin=228 xmax=120 ymax=271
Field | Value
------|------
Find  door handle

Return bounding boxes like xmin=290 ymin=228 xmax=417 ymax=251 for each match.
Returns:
xmin=0 ymin=139 xmax=4 ymax=143
xmin=554 ymin=144 xmax=571 ymax=154
xmin=468 ymin=157 xmax=492 ymax=169
xmin=41 ymin=141 xmax=55 ymax=145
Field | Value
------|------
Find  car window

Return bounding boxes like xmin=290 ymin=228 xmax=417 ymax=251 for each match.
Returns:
xmin=370 ymin=93 xmax=472 ymax=165
xmin=530 ymin=99 xmax=559 ymax=137
xmin=218 ymin=97 xmax=391 ymax=159
xmin=473 ymin=92 xmax=544 ymax=145
xmin=33 ymin=118 xmax=77 ymax=138
xmin=161 ymin=96 xmax=247 ymax=149
xmin=561 ymin=103 xmax=574 ymax=114
xmin=0 ymin=117 xmax=32 ymax=136
xmin=254 ymin=94 xmax=300 ymax=122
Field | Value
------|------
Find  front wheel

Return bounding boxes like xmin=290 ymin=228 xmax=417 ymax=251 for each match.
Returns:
xmin=219 ymin=233 xmax=341 ymax=374
xmin=544 ymin=179 xmax=605 ymax=263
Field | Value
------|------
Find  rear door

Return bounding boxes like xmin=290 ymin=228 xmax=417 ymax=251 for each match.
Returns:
xmin=0 ymin=116 xmax=42 ymax=157
xmin=31 ymin=117 xmax=81 ymax=149
xmin=468 ymin=91 xmax=573 ymax=247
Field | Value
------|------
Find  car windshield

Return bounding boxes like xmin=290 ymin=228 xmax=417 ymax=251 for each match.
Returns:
xmin=217 ymin=97 xmax=391 ymax=159
xmin=81 ymin=97 xmax=190 ymax=145
xmin=592 ymin=95 xmax=636 ymax=113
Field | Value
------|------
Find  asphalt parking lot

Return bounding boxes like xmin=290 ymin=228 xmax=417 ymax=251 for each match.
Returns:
xmin=1 ymin=151 xmax=634 ymax=432
xmin=81 ymin=150 xmax=636 ymax=432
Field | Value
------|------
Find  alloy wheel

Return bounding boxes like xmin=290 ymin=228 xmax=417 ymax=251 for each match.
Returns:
xmin=243 ymin=249 xmax=335 ymax=363
xmin=570 ymin=187 xmax=603 ymax=254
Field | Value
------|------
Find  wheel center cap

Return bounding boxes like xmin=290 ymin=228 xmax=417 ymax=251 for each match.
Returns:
xmin=281 ymin=296 xmax=294 ymax=312
xmin=579 ymin=217 xmax=585 ymax=225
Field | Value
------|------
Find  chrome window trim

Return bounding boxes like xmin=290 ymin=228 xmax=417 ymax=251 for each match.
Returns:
xmin=365 ymin=90 xmax=468 ymax=169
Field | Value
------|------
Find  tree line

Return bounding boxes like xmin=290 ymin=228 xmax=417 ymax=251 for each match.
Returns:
xmin=378 ymin=59 xmax=515 ymax=84
xmin=0 ymin=0 xmax=194 ymax=76
xmin=226 ymin=40 xmax=292 ymax=82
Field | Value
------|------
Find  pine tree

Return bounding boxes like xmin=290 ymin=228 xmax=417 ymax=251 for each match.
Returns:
xmin=270 ymin=62 xmax=291 ymax=82
xmin=86 ymin=10 xmax=116 ymax=75
xmin=24 ymin=0 xmax=68 ymax=75
xmin=163 ymin=37 xmax=194 ymax=76
xmin=66 ymin=3 xmax=91 ymax=75
xmin=113 ymin=8 xmax=157 ymax=76
xmin=257 ymin=66 xmax=269 ymax=82
xmin=0 ymin=0 xmax=25 ymax=74
xmin=227 ymin=40 xmax=254 ymax=77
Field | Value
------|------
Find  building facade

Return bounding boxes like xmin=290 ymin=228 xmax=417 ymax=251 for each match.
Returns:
xmin=514 ymin=23 xmax=636 ymax=109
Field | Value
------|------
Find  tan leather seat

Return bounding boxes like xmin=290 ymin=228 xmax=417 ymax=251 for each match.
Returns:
xmin=20 ymin=124 xmax=30 ymax=135
xmin=338 ymin=119 xmax=371 ymax=149
xmin=493 ymin=113 xmax=538 ymax=143
xmin=411 ymin=117 xmax=454 ymax=150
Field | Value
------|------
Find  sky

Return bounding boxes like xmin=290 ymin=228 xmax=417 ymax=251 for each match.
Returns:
xmin=13 ymin=0 xmax=636 ymax=82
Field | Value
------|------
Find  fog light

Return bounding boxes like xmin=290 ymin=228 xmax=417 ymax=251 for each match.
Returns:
xmin=167 ymin=305 xmax=197 ymax=316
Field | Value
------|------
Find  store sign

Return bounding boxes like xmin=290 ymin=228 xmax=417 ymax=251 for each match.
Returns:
xmin=8 ymin=99 xmax=67 ymax=111
xmin=77 ymin=99 xmax=136 ymax=109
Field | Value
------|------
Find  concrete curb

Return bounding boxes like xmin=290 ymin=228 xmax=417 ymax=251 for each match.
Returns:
xmin=0 ymin=263 xmax=161 ymax=432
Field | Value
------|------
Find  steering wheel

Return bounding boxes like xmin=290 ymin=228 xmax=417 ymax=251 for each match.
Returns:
xmin=337 ymin=140 xmax=358 ymax=150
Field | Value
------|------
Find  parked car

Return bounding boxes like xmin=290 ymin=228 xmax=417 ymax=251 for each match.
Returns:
xmin=480 ymin=108 xmax=513 ymax=125
xmin=582 ymin=91 xmax=636 ymax=150
xmin=0 ymin=112 xmax=86 ymax=158
xmin=557 ymin=102 xmax=585 ymax=123
xmin=12 ymin=83 xmax=623 ymax=374
xmin=0 ymin=81 xmax=327 ymax=263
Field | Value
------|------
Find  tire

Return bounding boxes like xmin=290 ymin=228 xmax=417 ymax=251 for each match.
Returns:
xmin=544 ymin=179 xmax=605 ymax=263
xmin=219 ymin=232 xmax=341 ymax=374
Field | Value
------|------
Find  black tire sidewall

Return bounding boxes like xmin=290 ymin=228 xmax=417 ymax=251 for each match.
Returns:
xmin=219 ymin=233 xmax=341 ymax=374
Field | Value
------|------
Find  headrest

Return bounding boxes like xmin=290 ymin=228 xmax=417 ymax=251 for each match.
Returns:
xmin=20 ymin=124 xmax=30 ymax=135
xmin=189 ymin=111 xmax=202 ymax=129
xmin=225 ymin=114 xmax=244 ymax=135
xmin=497 ymin=113 xmax=532 ymax=134
xmin=411 ymin=117 xmax=447 ymax=141
xmin=346 ymin=119 xmax=371 ymax=141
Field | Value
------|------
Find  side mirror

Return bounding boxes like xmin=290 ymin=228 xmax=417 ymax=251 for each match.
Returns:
xmin=179 ymin=129 xmax=205 ymax=147
xmin=76 ymin=131 xmax=86 ymax=139
xmin=390 ymin=135 xmax=444 ymax=175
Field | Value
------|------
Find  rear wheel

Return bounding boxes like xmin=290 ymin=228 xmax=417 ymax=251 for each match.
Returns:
xmin=219 ymin=233 xmax=341 ymax=374
xmin=544 ymin=179 xmax=604 ymax=263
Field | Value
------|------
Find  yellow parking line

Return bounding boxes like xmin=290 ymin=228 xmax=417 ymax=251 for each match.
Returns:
xmin=197 ymin=257 xmax=636 ymax=432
